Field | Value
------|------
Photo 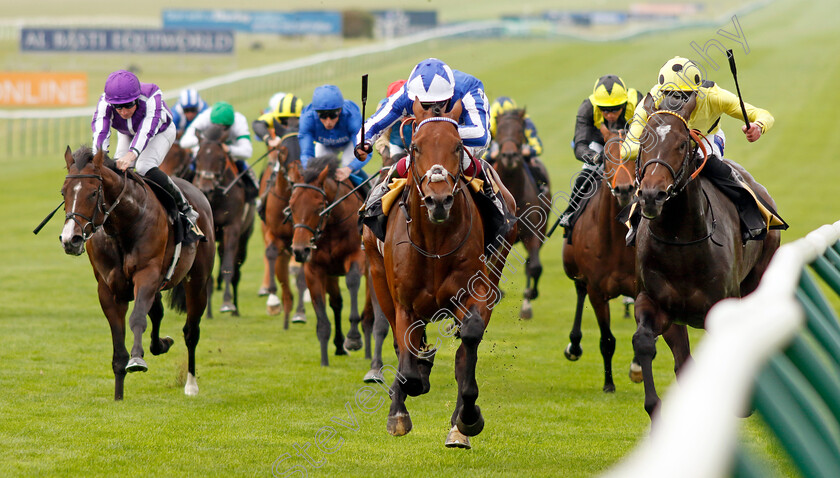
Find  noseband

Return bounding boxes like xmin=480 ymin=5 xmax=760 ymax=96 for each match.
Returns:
xmin=636 ymin=110 xmax=709 ymax=199
xmin=64 ymin=170 xmax=130 ymax=241
xmin=195 ymin=140 xmax=237 ymax=192
xmin=408 ymin=117 xmax=466 ymax=201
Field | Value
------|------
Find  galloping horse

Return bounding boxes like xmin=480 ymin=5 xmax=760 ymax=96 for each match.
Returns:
xmin=260 ymin=131 xmax=308 ymax=327
xmin=160 ymin=140 xmax=194 ymax=182
xmin=59 ymin=146 xmax=215 ymax=399
xmin=633 ymin=93 xmax=780 ymax=417
xmin=287 ymin=155 xmax=369 ymax=366
xmin=562 ymin=125 xmax=651 ymax=391
xmin=192 ymin=124 xmax=256 ymax=316
xmin=492 ymin=109 xmax=549 ymax=319
xmin=363 ymin=100 xmax=517 ymax=448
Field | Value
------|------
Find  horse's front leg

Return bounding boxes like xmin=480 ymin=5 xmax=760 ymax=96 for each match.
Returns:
xmin=304 ymin=264 xmax=331 ymax=366
xmin=387 ymin=304 xmax=421 ymax=436
xmin=293 ymin=263 xmax=308 ymax=324
xmin=632 ymin=291 xmax=667 ymax=418
xmin=219 ymin=224 xmax=241 ymax=314
xmin=446 ymin=304 xmax=487 ymax=448
xmin=326 ymin=276 xmax=346 ymax=356
xmin=342 ymin=259 xmax=364 ymax=352
xmin=564 ymin=280 xmax=587 ymax=361
xmin=97 ymin=281 xmax=129 ymax=400
xmin=520 ymin=235 xmax=543 ymax=319
xmin=364 ymin=285 xmax=389 ymax=384
xmin=588 ymin=288 xmax=616 ymax=393
xmin=662 ymin=323 xmax=692 ymax=377
xmin=148 ymin=292 xmax=174 ymax=356
xmin=126 ymin=268 xmax=163 ymax=373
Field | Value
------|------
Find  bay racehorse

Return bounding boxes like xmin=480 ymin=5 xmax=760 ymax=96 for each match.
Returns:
xmin=363 ymin=100 xmax=517 ymax=448
xmin=260 ymin=130 xmax=308 ymax=327
xmin=492 ymin=109 xmax=549 ymax=319
xmin=59 ymin=146 xmax=215 ymax=399
xmin=633 ymin=93 xmax=780 ymax=417
xmin=192 ymin=124 xmax=256 ymax=317
xmin=287 ymin=155 xmax=370 ymax=366
xmin=160 ymin=139 xmax=194 ymax=182
xmin=562 ymin=125 xmax=654 ymax=391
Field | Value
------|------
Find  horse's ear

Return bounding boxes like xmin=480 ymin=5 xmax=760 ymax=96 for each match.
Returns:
xmin=599 ymin=123 xmax=610 ymax=141
xmin=642 ymin=93 xmax=657 ymax=115
xmin=64 ymin=146 xmax=74 ymax=170
xmin=681 ymin=92 xmax=698 ymax=117
xmin=316 ymin=165 xmax=330 ymax=185
xmin=447 ymin=99 xmax=462 ymax=121
xmin=92 ymin=149 xmax=104 ymax=170
xmin=288 ymin=161 xmax=302 ymax=183
xmin=519 ymin=108 xmax=527 ymax=119
xmin=412 ymin=96 xmax=426 ymax=120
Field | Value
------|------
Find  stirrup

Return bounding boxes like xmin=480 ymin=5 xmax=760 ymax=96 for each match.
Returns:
xmin=183 ymin=214 xmax=205 ymax=239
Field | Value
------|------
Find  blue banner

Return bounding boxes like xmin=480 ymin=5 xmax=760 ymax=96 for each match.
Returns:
xmin=162 ymin=10 xmax=342 ymax=35
xmin=20 ymin=28 xmax=234 ymax=54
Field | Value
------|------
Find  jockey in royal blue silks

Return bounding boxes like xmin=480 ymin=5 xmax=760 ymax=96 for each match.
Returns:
xmin=355 ymin=58 xmax=511 ymax=243
xmin=298 ymin=84 xmax=371 ymax=191
xmin=170 ymin=88 xmax=208 ymax=136
xmin=91 ymin=69 xmax=203 ymax=238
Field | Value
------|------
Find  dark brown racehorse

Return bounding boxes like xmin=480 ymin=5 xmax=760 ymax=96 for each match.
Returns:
xmin=160 ymin=138 xmax=194 ymax=182
xmin=59 ymin=146 xmax=215 ymax=400
xmin=363 ymin=100 xmax=517 ymax=449
xmin=192 ymin=124 xmax=256 ymax=317
xmin=287 ymin=155 xmax=369 ymax=366
xmin=260 ymin=131 xmax=308 ymax=327
xmin=562 ymin=125 xmax=654 ymax=391
xmin=493 ymin=109 xmax=549 ymax=319
xmin=633 ymin=93 xmax=780 ymax=417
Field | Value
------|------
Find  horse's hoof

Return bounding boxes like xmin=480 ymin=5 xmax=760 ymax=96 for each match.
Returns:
xmin=564 ymin=343 xmax=581 ymax=361
xmin=266 ymin=294 xmax=281 ymax=316
xmin=363 ymin=369 xmax=385 ymax=384
xmin=125 ymin=357 xmax=148 ymax=373
xmin=291 ymin=313 xmax=306 ymax=324
xmin=344 ymin=336 xmax=363 ymax=352
xmin=603 ymin=383 xmax=616 ymax=393
xmin=519 ymin=299 xmax=532 ymax=320
xmin=386 ymin=413 xmax=412 ymax=436
xmin=151 ymin=336 xmax=174 ymax=356
xmin=184 ymin=373 xmax=199 ymax=396
xmin=629 ymin=362 xmax=643 ymax=383
xmin=456 ymin=406 xmax=484 ymax=437
xmin=220 ymin=303 xmax=237 ymax=313
xmin=257 ymin=287 xmax=271 ymax=297
xmin=335 ymin=347 xmax=348 ymax=356
xmin=445 ymin=425 xmax=471 ymax=449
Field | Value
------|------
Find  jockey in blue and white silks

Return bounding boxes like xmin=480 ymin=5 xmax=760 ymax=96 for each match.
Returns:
xmin=91 ymin=69 xmax=202 ymax=237
xmin=170 ymin=88 xmax=208 ymax=135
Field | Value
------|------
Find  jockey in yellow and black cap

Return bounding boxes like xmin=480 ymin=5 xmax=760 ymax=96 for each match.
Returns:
xmin=620 ymin=56 xmax=786 ymax=243
xmin=558 ymin=74 xmax=642 ymax=229
xmin=485 ymin=96 xmax=550 ymax=195
xmin=252 ymin=93 xmax=304 ymax=144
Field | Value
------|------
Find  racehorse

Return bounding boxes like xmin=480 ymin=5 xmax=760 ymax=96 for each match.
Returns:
xmin=259 ymin=131 xmax=308 ymax=327
xmin=363 ymin=100 xmax=517 ymax=448
xmin=633 ymin=93 xmax=780 ymax=417
xmin=492 ymin=109 xmax=549 ymax=319
xmin=192 ymin=124 xmax=256 ymax=317
xmin=59 ymin=146 xmax=215 ymax=400
xmin=561 ymin=125 xmax=650 ymax=391
xmin=287 ymin=155 xmax=369 ymax=366
xmin=160 ymin=139 xmax=194 ymax=182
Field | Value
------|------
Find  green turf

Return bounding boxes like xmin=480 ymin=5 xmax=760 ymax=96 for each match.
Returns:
xmin=0 ymin=0 xmax=835 ymax=476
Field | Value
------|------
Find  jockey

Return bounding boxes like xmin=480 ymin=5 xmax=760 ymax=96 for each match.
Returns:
xmin=357 ymin=58 xmax=506 ymax=240
xmin=264 ymin=91 xmax=287 ymax=114
xmin=621 ymin=56 xmax=787 ymax=242
xmin=558 ymin=74 xmax=643 ymax=229
xmin=485 ymin=96 xmax=549 ymax=194
xmin=253 ymin=92 xmax=303 ymax=145
xmin=298 ymin=84 xmax=370 ymax=190
xmin=91 ymin=69 xmax=203 ymax=238
xmin=170 ymin=88 xmax=208 ymax=136
xmin=372 ymin=79 xmax=413 ymax=162
xmin=180 ymin=101 xmax=259 ymax=202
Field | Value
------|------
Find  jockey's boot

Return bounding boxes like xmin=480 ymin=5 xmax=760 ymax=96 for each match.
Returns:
xmin=236 ymin=160 xmax=260 ymax=203
xmin=528 ymin=157 xmax=551 ymax=197
xmin=360 ymin=164 xmax=402 ymax=241
xmin=558 ymin=166 xmax=599 ymax=228
xmin=477 ymin=161 xmax=506 ymax=218
xmin=145 ymin=167 xmax=205 ymax=240
xmin=363 ymin=164 xmax=400 ymax=212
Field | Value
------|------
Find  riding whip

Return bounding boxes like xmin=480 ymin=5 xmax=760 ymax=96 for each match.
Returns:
xmin=33 ymin=200 xmax=65 ymax=235
xmin=360 ymin=74 xmax=369 ymax=152
xmin=726 ymin=49 xmax=752 ymax=131
xmin=221 ymin=146 xmax=276 ymax=195
xmin=319 ymin=173 xmax=379 ymax=217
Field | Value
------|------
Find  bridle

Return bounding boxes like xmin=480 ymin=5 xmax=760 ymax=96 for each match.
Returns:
xmin=636 ymin=110 xmax=709 ymax=200
xmin=495 ymin=113 xmax=526 ymax=169
xmin=194 ymin=139 xmax=238 ymax=192
xmin=602 ymin=130 xmax=635 ymax=196
xmin=290 ymin=178 xmax=357 ymax=248
xmin=64 ymin=170 xmax=130 ymax=241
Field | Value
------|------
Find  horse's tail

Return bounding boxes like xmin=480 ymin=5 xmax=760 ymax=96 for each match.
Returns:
xmin=167 ymin=282 xmax=188 ymax=314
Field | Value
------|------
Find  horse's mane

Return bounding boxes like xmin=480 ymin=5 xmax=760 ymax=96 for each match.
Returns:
xmin=302 ymin=154 xmax=339 ymax=183
xmin=202 ymin=123 xmax=229 ymax=143
xmin=72 ymin=145 xmax=117 ymax=172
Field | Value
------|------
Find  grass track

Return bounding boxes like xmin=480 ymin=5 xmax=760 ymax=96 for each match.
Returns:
xmin=0 ymin=0 xmax=835 ymax=476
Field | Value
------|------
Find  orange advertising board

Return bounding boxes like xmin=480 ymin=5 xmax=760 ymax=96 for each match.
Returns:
xmin=0 ymin=72 xmax=87 ymax=106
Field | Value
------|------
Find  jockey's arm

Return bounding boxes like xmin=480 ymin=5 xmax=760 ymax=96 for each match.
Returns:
xmin=619 ymin=103 xmax=648 ymax=162
xmin=715 ymin=87 xmax=774 ymax=139
xmin=456 ymin=90 xmax=491 ymax=149
xmin=524 ymin=117 xmax=544 ymax=157
xmin=228 ymin=135 xmax=253 ymax=161
xmin=91 ymin=95 xmax=113 ymax=155
xmin=573 ymin=100 xmax=603 ymax=164
xmin=179 ymin=112 xmax=209 ymax=150
xmin=252 ymin=115 xmax=273 ymax=143
xmin=356 ymin=93 xmax=406 ymax=148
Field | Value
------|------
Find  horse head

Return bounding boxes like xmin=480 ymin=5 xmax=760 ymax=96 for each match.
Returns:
xmin=495 ymin=109 xmax=527 ymax=173
xmin=600 ymin=124 xmax=635 ymax=208
xmin=636 ymin=92 xmax=700 ymax=219
xmin=193 ymin=124 xmax=231 ymax=195
xmin=410 ymin=98 xmax=464 ymax=223
xmin=288 ymin=155 xmax=336 ymax=263
xmin=60 ymin=146 xmax=112 ymax=256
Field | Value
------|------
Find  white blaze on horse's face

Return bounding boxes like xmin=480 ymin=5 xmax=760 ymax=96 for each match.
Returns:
xmin=60 ymin=182 xmax=83 ymax=244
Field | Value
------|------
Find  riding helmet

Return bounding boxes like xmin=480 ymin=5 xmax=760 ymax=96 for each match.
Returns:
xmin=311 ymin=85 xmax=344 ymax=111
xmin=104 ymin=70 xmax=141 ymax=104
xmin=406 ymin=58 xmax=455 ymax=103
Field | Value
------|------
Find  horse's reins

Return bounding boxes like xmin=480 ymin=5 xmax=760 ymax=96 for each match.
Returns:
xmin=636 ymin=110 xmax=709 ymax=199
xmin=648 ymin=187 xmax=720 ymax=246
xmin=195 ymin=139 xmax=239 ymax=192
xmin=63 ymin=170 xmax=131 ymax=241
xmin=291 ymin=179 xmax=359 ymax=247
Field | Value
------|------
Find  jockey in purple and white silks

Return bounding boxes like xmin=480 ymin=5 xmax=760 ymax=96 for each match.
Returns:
xmin=91 ymin=69 xmax=203 ymax=238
